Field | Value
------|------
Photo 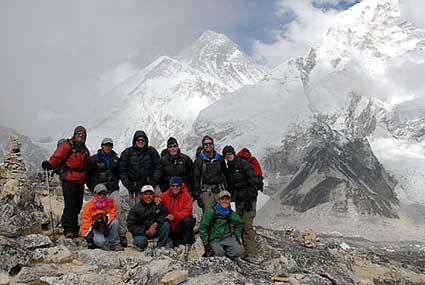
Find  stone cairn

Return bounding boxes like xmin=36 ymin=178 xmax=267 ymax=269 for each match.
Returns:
xmin=0 ymin=135 xmax=48 ymax=237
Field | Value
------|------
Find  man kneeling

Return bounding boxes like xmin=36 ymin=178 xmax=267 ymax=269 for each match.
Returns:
xmin=160 ymin=176 xmax=195 ymax=258
xmin=199 ymin=190 xmax=243 ymax=258
xmin=127 ymin=185 xmax=170 ymax=249
xmin=81 ymin=184 xmax=122 ymax=251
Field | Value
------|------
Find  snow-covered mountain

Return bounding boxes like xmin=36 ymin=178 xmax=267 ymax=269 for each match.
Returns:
xmin=88 ymin=31 xmax=267 ymax=153
xmin=0 ymin=125 xmax=47 ymax=176
xmin=177 ymin=30 xmax=267 ymax=92
xmin=193 ymin=0 xmax=425 ymax=213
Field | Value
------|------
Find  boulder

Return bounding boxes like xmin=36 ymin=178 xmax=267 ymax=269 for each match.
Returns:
xmin=17 ymin=234 xmax=52 ymax=249
xmin=160 ymin=270 xmax=189 ymax=285
xmin=32 ymin=246 xmax=75 ymax=264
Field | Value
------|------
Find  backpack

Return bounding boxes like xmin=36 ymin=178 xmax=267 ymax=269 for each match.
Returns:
xmin=236 ymin=148 xmax=264 ymax=191
xmin=53 ymin=139 xmax=89 ymax=177
xmin=52 ymin=139 xmax=74 ymax=176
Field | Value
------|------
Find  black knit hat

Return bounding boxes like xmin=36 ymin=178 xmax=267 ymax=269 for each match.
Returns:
xmin=222 ymin=145 xmax=235 ymax=157
xmin=167 ymin=137 xmax=178 ymax=147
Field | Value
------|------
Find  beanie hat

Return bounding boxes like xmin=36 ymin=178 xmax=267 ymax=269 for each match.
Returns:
xmin=167 ymin=137 xmax=178 ymax=147
xmin=170 ymin=176 xmax=182 ymax=185
xmin=202 ymin=135 xmax=214 ymax=145
xmin=74 ymin=125 xmax=87 ymax=135
xmin=222 ymin=145 xmax=235 ymax=156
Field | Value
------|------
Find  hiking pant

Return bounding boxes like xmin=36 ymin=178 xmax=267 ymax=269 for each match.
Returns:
xmin=170 ymin=216 xmax=195 ymax=247
xmin=128 ymin=191 xmax=140 ymax=207
xmin=236 ymin=200 xmax=257 ymax=257
xmin=201 ymin=191 xmax=217 ymax=213
xmin=93 ymin=219 xmax=120 ymax=247
xmin=109 ymin=190 xmax=130 ymax=236
xmin=211 ymin=235 xmax=242 ymax=258
xmin=61 ymin=181 xmax=84 ymax=235
xmin=133 ymin=221 xmax=170 ymax=249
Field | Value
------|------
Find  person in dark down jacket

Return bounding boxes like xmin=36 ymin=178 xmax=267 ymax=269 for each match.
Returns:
xmin=86 ymin=137 xmax=129 ymax=247
xmin=199 ymin=190 xmax=243 ymax=258
xmin=120 ymin=131 xmax=161 ymax=206
xmin=158 ymin=137 xmax=194 ymax=194
xmin=159 ymin=176 xmax=195 ymax=259
xmin=42 ymin=125 xmax=90 ymax=238
xmin=127 ymin=185 xmax=170 ymax=249
xmin=223 ymin=145 xmax=258 ymax=262
xmin=193 ymin=135 xmax=227 ymax=212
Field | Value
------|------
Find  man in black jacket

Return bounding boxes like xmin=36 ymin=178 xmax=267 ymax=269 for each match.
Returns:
xmin=86 ymin=137 xmax=129 ymax=247
xmin=127 ymin=185 xmax=170 ymax=249
xmin=193 ymin=135 xmax=227 ymax=212
xmin=120 ymin=131 xmax=161 ymax=206
xmin=158 ymin=137 xmax=194 ymax=193
xmin=223 ymin=145 xmax=258 ymax=262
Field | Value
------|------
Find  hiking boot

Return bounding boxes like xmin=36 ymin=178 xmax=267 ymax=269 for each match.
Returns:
xmin=120 ymin=235 xmax=128 ymax=248
xmin=87 ymin=239 xmax=96 ymax=249
xmin=183 ymin=244 xmax=191 ymax=261
xmin=110 ymin=244 xmax=124 ymax=251
xmin=64 ymin=232 xmax=74 ymax=239
xmin=242 ymin=255 xmax=263 ymax=265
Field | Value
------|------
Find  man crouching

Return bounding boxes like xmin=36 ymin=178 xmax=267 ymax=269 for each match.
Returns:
xmin=127 ymin=185 xmax=170 ymax=250
xmin=80 ymin=184 xmax=122 ymax=251
xmin=199 ymin=190 xmax=243 ymax=258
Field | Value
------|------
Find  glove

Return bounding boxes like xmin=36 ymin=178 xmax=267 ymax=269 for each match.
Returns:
xmin=93 ymin=215 xmax=106 ymax=232
xmin=203 ymin=244 xmax=214 ymax=257
xmin=244 ymin=200 xmax=253 ymax=212
xmin=41 ymin=160 xmax=52 ymax=170
xmin=196 ymin=198 xmax=204 ymax=210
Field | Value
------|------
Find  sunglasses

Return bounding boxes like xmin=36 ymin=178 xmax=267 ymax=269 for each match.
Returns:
xmin=136 ymin=138 xmax=145 ymax=142
xmin=168 ymin=144 xmax=178 ymax=149
xmin=203 ymin=142 xmax=213 ymax=146
xmin=102 ymin=143 xmax=113 ymax=147
xmin=170 ymin=184 xmax=181 ymax=188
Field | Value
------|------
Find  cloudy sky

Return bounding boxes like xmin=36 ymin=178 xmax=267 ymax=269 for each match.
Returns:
xmin=0 ymin=0 xmax=370 ymax=138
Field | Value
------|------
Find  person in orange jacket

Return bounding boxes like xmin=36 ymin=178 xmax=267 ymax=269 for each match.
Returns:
xmin=80 ymin=184 xmax=122 ymax=251
xmin=159 ymin=176 xmax=195 ymax=257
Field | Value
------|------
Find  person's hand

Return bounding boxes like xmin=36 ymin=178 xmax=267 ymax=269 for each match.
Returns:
xmin=154 ymin=196 xmax=162 ymax=205
xmin=244 ymin=200 xmax=253 ymax=211
xmin=166 ymin=214 xmax=174 ymax=221
xmin=41 ymin=160 xmax=52 ymax=170
xmin=204 ymin=244 xmax=214 ymax=257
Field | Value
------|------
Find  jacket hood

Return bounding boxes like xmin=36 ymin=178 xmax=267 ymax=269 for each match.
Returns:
xmin=236 ymin=148 xmax=252 ymax=160
xmin=201 ymin=150 xmax=221 ymax=161
xmin=132 ymin=130 xmax=149 ymax=147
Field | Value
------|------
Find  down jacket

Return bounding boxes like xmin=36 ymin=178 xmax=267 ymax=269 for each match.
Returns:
xmin=80 ymin=198 xmax=117 ymax=237
xmin=159 ymin=183 xmax=193 ymax=233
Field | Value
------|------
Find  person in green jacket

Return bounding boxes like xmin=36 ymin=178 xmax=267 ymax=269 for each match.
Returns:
xmin=199 ymin=190 xmax=243 ymax=258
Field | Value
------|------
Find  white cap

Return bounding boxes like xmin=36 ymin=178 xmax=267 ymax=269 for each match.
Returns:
xmin=141 ymin=185 xmax=154 ymax=193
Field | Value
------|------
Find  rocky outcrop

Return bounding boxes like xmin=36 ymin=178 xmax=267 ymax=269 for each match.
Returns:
xmin=0 ymin=135 xmax=48 ymax=237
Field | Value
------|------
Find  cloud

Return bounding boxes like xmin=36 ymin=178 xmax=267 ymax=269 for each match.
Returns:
xmin=400 ymin=0 xmax=425 ymax=29
xmin=252 ymin=0 xmax=359 ymax=66
xmin=0 ymin=1 xmax=281 ymax=138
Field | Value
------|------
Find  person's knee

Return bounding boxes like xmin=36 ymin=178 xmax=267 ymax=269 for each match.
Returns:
xmin=160 ymin=221 xmax=170 ymax=233
xmin=228 ymin=244 xmax=242 ymax=258
xmin=133 ymin=235 xmax=148 ymax=248
xmin=93 ymin=236 xmax=106 ymax=248
xmin=181 ymin=216 xmax=194 ymax=228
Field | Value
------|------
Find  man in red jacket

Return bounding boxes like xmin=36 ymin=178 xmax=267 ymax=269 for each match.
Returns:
xmin=42 ymin=126 xmax=90 ymax=238
xmin=159 ymin=176 xmax=195 ymax=258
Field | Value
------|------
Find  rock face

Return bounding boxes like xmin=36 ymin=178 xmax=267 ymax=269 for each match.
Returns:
xmin=0 ymin=135 xmax=48 ymax=237
xmin=0 ymin=125 xmax=46 ymax=176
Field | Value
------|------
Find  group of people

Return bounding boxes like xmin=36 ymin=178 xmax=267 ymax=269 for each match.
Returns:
xmin=42 ymin=125 xmax=263 ymax=262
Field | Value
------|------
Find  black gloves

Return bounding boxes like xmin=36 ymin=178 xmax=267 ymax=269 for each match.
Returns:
xmin=41 ymin=160 xmax=52 ymax=170
xmin=244 ymin=200 xmax=253 ymax=212
xmin=203 ymin=244 xmax=214 ymax=257
xmin=196 ymin=198 xmax=204 ymax=210
xmin=93 ymin=215 xmax=107 ymax=232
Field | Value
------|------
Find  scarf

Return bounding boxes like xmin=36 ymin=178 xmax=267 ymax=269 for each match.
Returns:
xmin=92 ymin=196 xmax=114 ymax=211
xmin=215 ymin=203 xmax=231 ymax=216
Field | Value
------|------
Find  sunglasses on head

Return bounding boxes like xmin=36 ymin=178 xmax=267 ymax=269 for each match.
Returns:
xmin=203 ymin=142 xmax=213 ymax=146
xmin=170 ymin=184 xmax=181 ymax=188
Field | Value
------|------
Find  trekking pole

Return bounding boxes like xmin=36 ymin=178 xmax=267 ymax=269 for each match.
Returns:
xmin=45 ymin=169 xmax=56 ymax=236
